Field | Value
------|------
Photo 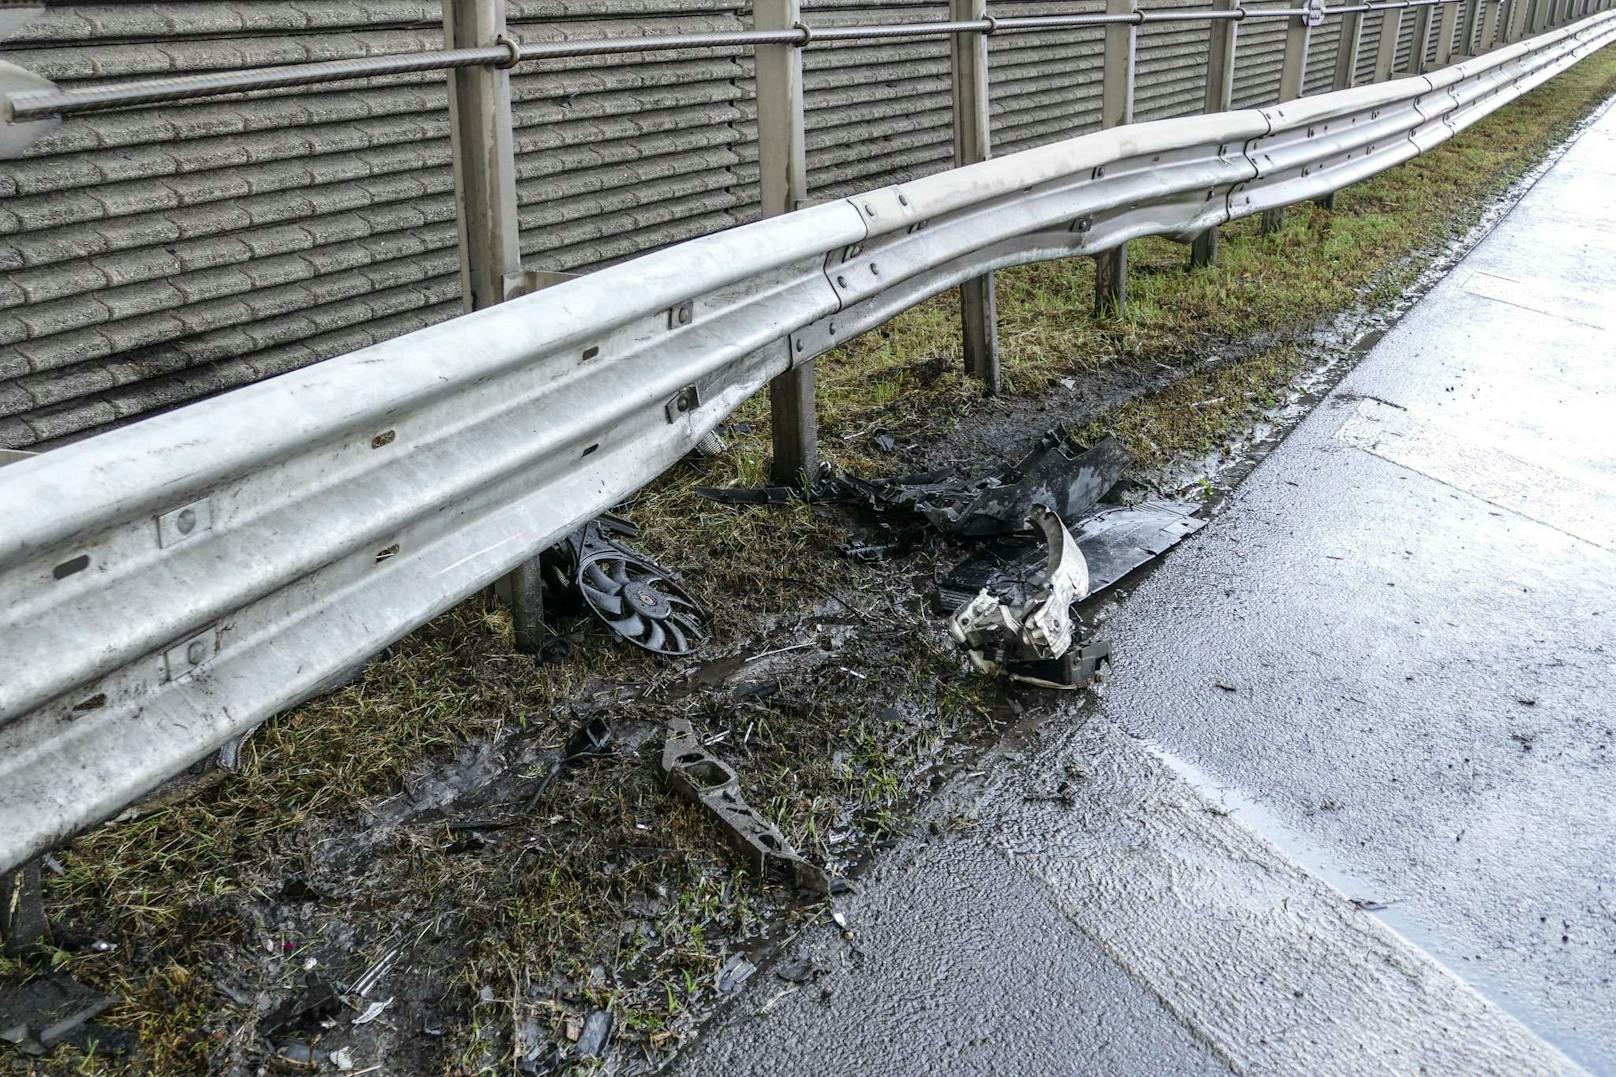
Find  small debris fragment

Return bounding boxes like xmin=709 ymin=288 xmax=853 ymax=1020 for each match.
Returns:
xmin=574 ymin=1010 xmax=614 ymax=1059
xmin=262 ymin=975 xmax=342 ymax=1037
xmin=329 ymin=1046 xmax=356 ymax=1071
xmin=773 ymin=955 xmax=824 ymax=985
xmin=352 ymin=996 xmax=393 ymax=1026
xmin=1350 ymin=897 xmax=1395 ymax=911
xmin=1215 ymin=681 xmax=1237 ymax=692
xmin=716 ymin=953 xmax=757 ymax=994
xmin=659 ymin=719 xmax=839 ymax=894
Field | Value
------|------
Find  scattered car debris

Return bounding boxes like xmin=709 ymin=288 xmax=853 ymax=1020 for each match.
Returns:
xmin=0 ymin=974 xmax=114 ymax=1057
xmin=540 ymin=515 xmax=707 ymax=656
xmin=352 ymin=996 xmax=393 ymax=1026
xmin=773 ymin=955 xmax=825 ymax=984
xmin=574 ymin=1009 xmax=614 ymax=1059
xmin=659 ymin=719 xmax=838 ymax=894
xmin=948 ymin=507 xmax=1111 ymax=690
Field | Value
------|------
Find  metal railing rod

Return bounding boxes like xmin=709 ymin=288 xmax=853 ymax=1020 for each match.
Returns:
xmin=4 ymin=0 xmax=1455 ymax=124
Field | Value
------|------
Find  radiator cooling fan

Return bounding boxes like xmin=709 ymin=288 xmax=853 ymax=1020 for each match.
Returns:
xmin=544 ymin=516 xmax=707 ymax=657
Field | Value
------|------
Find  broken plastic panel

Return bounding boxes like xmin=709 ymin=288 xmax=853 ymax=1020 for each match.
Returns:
xmin=949 ymin=506 xmax=1107 ymax=689
xmin=658 ymin=719 xmax=835 ymax=894
xmin=936 ymin=499 xmax=1206 ymax=614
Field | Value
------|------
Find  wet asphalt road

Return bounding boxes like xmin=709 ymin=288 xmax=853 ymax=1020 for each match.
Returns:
xmin=675 ymin=103 xmax=1616 ymax=1075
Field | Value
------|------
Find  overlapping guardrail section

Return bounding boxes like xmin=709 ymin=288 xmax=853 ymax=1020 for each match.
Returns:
xmin=0 ymin=9 xmax=1612 ymax=873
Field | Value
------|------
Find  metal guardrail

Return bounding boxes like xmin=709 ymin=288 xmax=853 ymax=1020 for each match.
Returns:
xmin=0 ymin=9 xmax=1611 ymax=875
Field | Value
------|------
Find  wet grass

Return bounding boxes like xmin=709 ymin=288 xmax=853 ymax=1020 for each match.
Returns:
xmin=11 ymin=44 xmax=1616 ymax=1077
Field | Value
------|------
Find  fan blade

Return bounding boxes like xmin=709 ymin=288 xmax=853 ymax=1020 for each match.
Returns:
xmin=668 ymin=613 xmax=705 ymax=639
xmin=608 ymin=612 xmax=647 ymax=639
xmin=641 ymin=619 xmax=666 ymax=651
xmin=608 ymin=559 xmax=631 ymax=587
xmin=664 ymin=620 xmax=689 ymax=653
xmin=580 ymin=582 xmax=624 ymax=616
xmin=584 ymin=562 xmax=615 ymax=592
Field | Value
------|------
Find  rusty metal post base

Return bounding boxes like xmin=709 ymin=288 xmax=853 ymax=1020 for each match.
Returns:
xmin=2 ymin=859 xmax=47 ymax=956
xmin=1189 ymin=228 xmax=1219 ymax=268
xmin=1094 ymin=245 xmax=1128 ymax=314
xmin=1261 ymin=207 xmax=1286 ymax=234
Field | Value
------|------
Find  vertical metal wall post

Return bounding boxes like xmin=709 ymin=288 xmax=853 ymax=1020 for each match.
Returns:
xmin=1434 ymin=0 xmax=1461 ymax=65
xmin=951 ymin=0 xmax=1000 ymax=392
xmin=1505 ymin=0 xmax=1531 ymax=40
xmin=1262 ymin=3 xmax=1313 ymax=232
xmin=1531 ymin=0 xmax=1552 ymax=33
xmin=1095 ymin=0 xmax=1138 ymax=313
xmin=1481 ymin=0 xmax=1504 ymax=49
xmin=1408 ymin=0 xmax=1436 ymax=73
xmin=445 ymin=0 xmax=546 ymax=653
xmin=1333 ymin=4 xmax=1365 ymax=89
xmin=1458 ymin=0 xmax=1483 ymax=56
xmin=1192 ymin=0 xmax=1240 ymax=266
xmin=1373 ymin=1 xmax=1403 ymax=79
xmin=756 ymin=0 xmax=817 ymax=487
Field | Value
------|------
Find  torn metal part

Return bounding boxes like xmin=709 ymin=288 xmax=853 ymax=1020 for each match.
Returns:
xmin=947 ymin=508 xmax=1104 ymax=690
xmin=540 ymin=516 xmax=707 ymax=656
xmin=0 ymin=975 xmax=113 ymax=1057
xmin=1 ymin=858 xmax=47 ymax=955
xmin=659 ymin=719 xmax=835 ymax=894
xmin=936 ymin=498 xmax=1206 ymax=614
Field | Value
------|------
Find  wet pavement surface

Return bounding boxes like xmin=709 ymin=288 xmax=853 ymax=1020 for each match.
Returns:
xmin=675 ymin=101 xmax=1616 ymax=1076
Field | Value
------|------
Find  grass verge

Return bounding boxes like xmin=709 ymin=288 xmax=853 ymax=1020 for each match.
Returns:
xmin=10 ymin=44 xmax=1616 ymax=1077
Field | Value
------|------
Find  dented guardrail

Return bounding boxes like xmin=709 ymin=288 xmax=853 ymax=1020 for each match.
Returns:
xmin=1 ymin=9 xmax=1612 ymax=874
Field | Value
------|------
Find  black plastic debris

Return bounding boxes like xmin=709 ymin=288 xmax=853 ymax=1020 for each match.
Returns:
xmin=827 ymin=434 xmax=1131 ymax=538
xmin=935 ymin=499 xmax=1206 ymax=614
xmin=659 ymin=719 xmax=838 ymax=894
xmin=525 ymin=716 xmax=615 ymax=809
xmin=0 ymin=975 xmax=113 ymax=1057
xmin=540 ymin=515 xmax=707 ymax=656
xmin=773 ymin=955 xmax=825 ymax=985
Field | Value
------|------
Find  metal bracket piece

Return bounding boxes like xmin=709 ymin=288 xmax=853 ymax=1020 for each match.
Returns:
xmin=1303 ymin=0 xmax=1326 ymax=27
xmin=502 ymin=269 xmax=578 ymax=301
xmin=659 ymin=718 xmax=835 ymax=894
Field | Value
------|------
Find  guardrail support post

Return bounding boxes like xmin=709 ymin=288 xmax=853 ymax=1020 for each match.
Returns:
xmin=1263 ymin=3 xmax=1314 ymax=232
xmin=1374 ymin=2 xmax=1402 ymax=80
xmin=757 ymin=0 xmax=817 ymax=488
xmin=1435 ymin=0 xmax=1462 ymax=65
xmin=445 ymin=0 xmax=549 ymax=653
xmin=1192 ymin=0 xmax=1241 ymax=266
xmin=1095 ymin=0 xmax=1137 ymax=313
xmin=951 ymin=0 xmax=1000 ymax=393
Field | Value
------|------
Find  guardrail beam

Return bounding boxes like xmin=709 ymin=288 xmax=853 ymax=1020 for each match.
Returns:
xmin=757 ymin=0 xmax=818 ymax=487
xmin=951 ymin=0 xmax=1001 ymax=393
xmin=1095 ymin=0 xmax=1138 ymax=312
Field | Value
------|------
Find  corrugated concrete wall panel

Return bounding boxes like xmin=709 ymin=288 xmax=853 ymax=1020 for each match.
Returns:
xmin=0 ymin=0 xmax=1482 ymax=447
